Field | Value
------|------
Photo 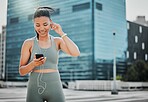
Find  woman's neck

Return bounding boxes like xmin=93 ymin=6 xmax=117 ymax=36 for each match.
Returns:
xmin=38 ymin=35 xmax=50 ymax=42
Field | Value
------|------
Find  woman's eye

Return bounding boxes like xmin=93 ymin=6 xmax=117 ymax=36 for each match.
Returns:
xmin=44 ymin=24 xmax=48 ymax=26
xmin=36 ymin=25 xmax=40 ymax=27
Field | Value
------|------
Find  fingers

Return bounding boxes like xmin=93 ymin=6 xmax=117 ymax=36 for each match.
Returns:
xmin=51 ymin=23 xmax=57 ymax=30
xmin=38 ymin=57 xmax=46 ymax=66
xmin=43 ymin=57 xmax=47 ymax=64
xmin=50 ymin=20 xmax=63 ymax=35
xmin=33 ymin=56 xmax=46 ymax=67
xmin=50 ymin=19 xmax=55 ymax=29
xmin=50 ymin=20 xmax=60 ymax=30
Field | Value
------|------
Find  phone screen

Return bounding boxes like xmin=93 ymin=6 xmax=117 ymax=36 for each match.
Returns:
xmin=35 ymin=54 xmax=44 ymax=59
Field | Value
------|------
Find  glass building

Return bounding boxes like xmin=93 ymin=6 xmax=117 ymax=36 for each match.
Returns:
xmin=6 ymin=0 xmax=127 ymax=81
xmin=94 ymin=0 xmax=127 ymax=80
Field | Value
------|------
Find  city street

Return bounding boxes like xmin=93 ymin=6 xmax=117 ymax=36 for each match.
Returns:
xmin=0 ymin=87 xmax=148 ymax=102
xmin=1 ymin=1 xmax=148 ymax=102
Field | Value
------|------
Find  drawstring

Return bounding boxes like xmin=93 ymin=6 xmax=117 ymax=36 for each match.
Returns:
xmin=36 ymin=36 xmax=51 ymax=94
xmin=37 ymin=64 xmax=47 ymax=94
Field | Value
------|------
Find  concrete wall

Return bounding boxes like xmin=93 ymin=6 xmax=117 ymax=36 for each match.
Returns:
xmin=68 ymin=80 xmax=148 ymax=91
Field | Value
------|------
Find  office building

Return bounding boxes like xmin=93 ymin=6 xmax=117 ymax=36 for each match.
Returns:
xmin=127 ymin=21 xmax=148 ymax=64
xmin=6 ymin=0 xmax=127 ymax=81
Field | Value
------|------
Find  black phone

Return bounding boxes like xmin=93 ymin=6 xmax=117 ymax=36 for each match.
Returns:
xmin=35 ymin=54 xmax=44 ymax=59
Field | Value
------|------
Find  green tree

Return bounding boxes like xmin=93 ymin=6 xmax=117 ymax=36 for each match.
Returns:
xmin=123 ymin=60 xmax=148 ymax=82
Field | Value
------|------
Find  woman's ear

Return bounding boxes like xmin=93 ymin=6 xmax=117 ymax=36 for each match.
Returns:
xmin=50 ymin=19 xmax=53 ymax=29
xmin=50 ymin=19 xmax=53 ymax=24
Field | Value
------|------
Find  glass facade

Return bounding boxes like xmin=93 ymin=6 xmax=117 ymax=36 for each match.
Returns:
xmin=94 ymin=0 xmax=127 ymax=79
xmin=6 ymin=0 xmax=39 ymax=81
xmin=6 ymin=0 xmax=127 ymax=81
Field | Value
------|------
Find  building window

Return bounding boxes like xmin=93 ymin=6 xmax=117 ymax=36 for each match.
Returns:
xmin=96 ymin=2 xmax=102 ymax=11
xmin=52 ymin=8 xmax=60 ymax=16
xmin=28 ymin=14 xmax=33 ymax=21
xmin=139 ymin=26 xmax=142 ymax=33
xmin=10 ymin=17 xmax=19 ymax=24
xmin=145 ymin=54 xmax=148 ymax=61
xmin=135 ymin=36 xmax=138 ymax=43
xmin=142 ymin=42 xmax=145 ymax=50
xmin=127 ymin=22 xmax=130 ymax=30
xmin=126 ymin=51 xmax=129 ymax=58
xmin=72 ymin=2 xmax=90 ymax=12
xmin=134 ymin=52 xmax=137 ymax=59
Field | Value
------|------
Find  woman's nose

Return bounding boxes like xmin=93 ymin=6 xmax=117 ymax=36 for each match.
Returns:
xmin=39 ymin=26 xmax=45 ymax=30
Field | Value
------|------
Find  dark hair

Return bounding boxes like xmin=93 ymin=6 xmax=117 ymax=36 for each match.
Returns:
xmin=34 ymin=7 xmax=55 ymax=39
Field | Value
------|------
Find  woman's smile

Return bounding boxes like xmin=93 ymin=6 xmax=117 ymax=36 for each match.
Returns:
xmin=39 ymin=30 xmax=47 ymax=35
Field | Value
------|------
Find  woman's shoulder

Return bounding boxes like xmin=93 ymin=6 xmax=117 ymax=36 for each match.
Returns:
xmin=23 ymin=36 xmax=35 ymax=46
xmin=52 ymin=36 xmax=62 ymax=41
xmin=24 ymin=36 xmax=35 ymax=42
xmin=52 ymin=36 xmax=63 ymax=45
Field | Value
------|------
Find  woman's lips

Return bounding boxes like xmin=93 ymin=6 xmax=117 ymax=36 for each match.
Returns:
xmin=39 ymin=31 xmax=46 ymax=34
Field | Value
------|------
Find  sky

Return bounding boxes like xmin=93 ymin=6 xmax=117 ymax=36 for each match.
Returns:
xmin=126 ymin=0 xmax=148 ymax=21
xmin=0 ymin=0 xmax=148 ymax=33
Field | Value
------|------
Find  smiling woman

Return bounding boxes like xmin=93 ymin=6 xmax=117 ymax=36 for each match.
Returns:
xmin=19 ymin=6 xmax=80 ymax=102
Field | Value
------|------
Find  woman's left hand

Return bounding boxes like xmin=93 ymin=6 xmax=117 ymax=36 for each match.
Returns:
xmin=50 ymin=21 xmax=64 ymax=36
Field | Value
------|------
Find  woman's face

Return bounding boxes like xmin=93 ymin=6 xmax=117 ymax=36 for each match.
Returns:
xmin=34 ymin=16 xmax=51 ymax=37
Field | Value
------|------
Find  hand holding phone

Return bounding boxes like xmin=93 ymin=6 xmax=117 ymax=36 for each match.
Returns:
xmin=32 ymin=54 xmax=46 ymax=67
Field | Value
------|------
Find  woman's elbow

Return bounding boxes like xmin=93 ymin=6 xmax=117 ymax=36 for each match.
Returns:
xmin=19 ymin=71 xmax=25 ymax=76
xmin=19 ymin=68 xmax=26 ymax=76
xmin=71 ymin=51 xmax=80 ymax=57
xmin=76 ymin=51 xmax=80 ymax=56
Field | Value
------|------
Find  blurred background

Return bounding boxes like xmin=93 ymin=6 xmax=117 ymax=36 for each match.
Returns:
xmin=0 ymin=0 xmax=148 ymax=92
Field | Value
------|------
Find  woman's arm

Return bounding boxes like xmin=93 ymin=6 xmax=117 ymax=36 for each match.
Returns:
xmin=58 ymin=35 xmax=80 ymax=56
xmin=19 ymin=39 xmax=36 ymax=76
xmin=50 ymin=21 xmax=80 ymax=56
xmin=19 ymin=39 xmax=46 ymax=76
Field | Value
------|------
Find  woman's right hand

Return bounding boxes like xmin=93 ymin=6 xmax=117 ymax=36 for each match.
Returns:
xmin=32 ymin=55 xmax=46 ymax=67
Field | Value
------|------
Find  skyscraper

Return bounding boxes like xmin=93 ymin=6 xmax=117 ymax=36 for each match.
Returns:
xmin=6 ymin=0 xmax=127 ymax=81
xmin=94 ymin=0 xmax=127 ymax=80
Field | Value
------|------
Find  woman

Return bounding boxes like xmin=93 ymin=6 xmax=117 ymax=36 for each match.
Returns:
xmin=19 ymin=7 xmax=80 ymax=102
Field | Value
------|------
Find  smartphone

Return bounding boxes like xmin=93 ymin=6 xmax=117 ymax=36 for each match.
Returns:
xmin=35 ymin=54 xmax=44 ymax=59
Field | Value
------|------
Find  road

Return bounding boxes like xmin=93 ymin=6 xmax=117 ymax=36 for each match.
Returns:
xmin=0 ymin=87 xmax=148 ymax=102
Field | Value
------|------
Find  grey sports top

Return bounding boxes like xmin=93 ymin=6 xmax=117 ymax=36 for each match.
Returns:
xmin=29 ymin=35 xmax=59 ymax=70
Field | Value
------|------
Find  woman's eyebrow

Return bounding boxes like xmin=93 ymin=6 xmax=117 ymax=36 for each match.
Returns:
xmin=43 ymin=22 xmax=48 ymax=24
xmin=35 ymin=22 xmax=48 ymax=25
xmin=35 ymin=23 xmax=40 ymax=25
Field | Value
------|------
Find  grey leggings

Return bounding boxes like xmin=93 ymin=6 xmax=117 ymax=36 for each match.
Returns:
xmin=26 ymin=72 xmax=65 ymax=102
